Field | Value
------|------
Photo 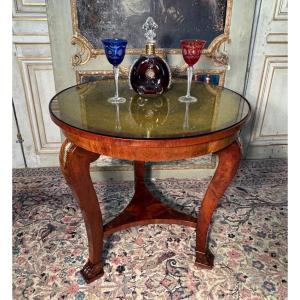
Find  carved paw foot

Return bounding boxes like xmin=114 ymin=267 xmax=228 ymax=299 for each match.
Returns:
xmin=195 ymin=249 xmax=214 ymax=269
xmin=80 ymin=260 xmax=104 ymax=284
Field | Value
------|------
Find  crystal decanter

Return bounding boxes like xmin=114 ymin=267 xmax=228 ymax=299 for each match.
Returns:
xmin=129 ymin=17 xmax=172 ymax=96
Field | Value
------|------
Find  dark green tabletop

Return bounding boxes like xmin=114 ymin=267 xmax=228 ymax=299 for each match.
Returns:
xmin=49 ymin=80 xmax=250 ymax=139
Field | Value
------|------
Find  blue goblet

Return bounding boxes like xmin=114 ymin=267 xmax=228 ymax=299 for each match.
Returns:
xmin=102 ymin=38 xmax=128 ymax=103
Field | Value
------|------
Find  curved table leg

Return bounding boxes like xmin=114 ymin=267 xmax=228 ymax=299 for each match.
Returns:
xmin=195 ymin=140 xmax=241 ymax=268
xmin=59 ymin=139 xmax=103 ymax=283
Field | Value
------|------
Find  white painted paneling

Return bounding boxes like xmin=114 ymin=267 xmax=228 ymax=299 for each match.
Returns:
xmin=244 ymin=0 xmax=288 ymax=158
xmin=34 ymin=67 xmax=61 ymax=147
xmin=14 ymin=0 xmax=47 ymax=14
xmin=260 ymin=64 xmax=287 ymax=137
xmin=22 ymin=0 xmax=46 ymax=5
xmin=13 ymin=20 xmax=49 ymax=36
xmin=20 ymin=59 xmax=61 ymax=153
xmin=266 ymin=33 xmax=288 ymax=44
xmin=14 ymin=42 xmax=52 ymax=57
xmin=13 ymin=0 xmax=61 ymax=167
xmin=13 ymin=52 xmax=38 ymax=167
xmin=250 ymin=57 xmax=287 ymax=145
xmin=273 ymin=0 xmax=288 ymax=20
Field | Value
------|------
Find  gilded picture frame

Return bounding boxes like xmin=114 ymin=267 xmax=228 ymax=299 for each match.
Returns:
xmin=71 ymin=0 xmax=233 ymax=67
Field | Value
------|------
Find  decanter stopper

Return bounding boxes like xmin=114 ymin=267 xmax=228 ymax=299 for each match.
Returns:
xmin=142 ymin=17 xmax=158 ymax=43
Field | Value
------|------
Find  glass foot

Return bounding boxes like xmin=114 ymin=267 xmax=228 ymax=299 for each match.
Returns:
xmin=178 ymin=95 xmax=197 ymax=103
xmin=108 ymin=96 xmax=126 ymax=104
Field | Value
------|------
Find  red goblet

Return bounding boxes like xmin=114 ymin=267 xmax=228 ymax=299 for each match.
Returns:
xmin=178 ymin=39 xmax=206 ymax=103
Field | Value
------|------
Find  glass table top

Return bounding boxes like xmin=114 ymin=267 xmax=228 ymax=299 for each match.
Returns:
xmin=50 ymin=80 xmax=250 ymax=140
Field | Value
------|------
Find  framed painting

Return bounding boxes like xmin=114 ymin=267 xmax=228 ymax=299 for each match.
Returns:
xmin=71 ymin=0 xmax=233 ymax=66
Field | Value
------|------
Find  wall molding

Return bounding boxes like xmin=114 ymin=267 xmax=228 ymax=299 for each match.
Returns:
xmin=14 ymin=0 xmax=47 ymax=12
xmin=13 ymin=0 xmax=47 ymax=20
xmin=273 ymin=0 xmax=288 ymax=21
xmin=266 ymin=33 xmax=288 ymax=44
xmin=17 ymin=57 xmax=62 ymax=154
xmin=250 ymin=55 xmax=287 ymax=146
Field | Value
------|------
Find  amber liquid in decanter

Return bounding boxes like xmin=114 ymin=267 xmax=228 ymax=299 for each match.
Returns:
xmin=129 ymin=17 xmax=171 ymax=96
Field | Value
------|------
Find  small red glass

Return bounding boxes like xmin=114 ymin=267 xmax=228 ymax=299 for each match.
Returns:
xmin=178 ymin=39 xmax=206 ymax=103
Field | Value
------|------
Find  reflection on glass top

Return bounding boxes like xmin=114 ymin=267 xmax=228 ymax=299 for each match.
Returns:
xmin=50 ymin=80 xmax=250 ymax=139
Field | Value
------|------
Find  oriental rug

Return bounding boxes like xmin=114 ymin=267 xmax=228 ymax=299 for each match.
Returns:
xmin=12 ymin=159 xmax=287 ymax=300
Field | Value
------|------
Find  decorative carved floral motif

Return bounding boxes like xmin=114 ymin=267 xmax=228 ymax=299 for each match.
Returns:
xmin=71 ymin=35 xmax=97 ymax=67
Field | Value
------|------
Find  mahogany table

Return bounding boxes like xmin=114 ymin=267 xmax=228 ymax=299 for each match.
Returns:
xmin=49 ymin=79 xmax=250 ymax=284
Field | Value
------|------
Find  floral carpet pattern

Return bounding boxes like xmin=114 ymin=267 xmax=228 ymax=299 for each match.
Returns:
xmin=13 ymin=159 xmax=287 ymax=299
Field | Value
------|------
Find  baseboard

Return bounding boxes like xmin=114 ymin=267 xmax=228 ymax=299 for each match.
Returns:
xmin=246 ymin=144 xmax=287 ymax=159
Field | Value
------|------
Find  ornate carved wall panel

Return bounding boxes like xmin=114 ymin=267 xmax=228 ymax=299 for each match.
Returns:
xmin=244 ymin=0 xmax=288 ymax=158
xmin=18 ymin=58 xmax=62 ymax=154
xmin=250 ymin=56 xmax=287 ymax=146
xmin=13 ymin=0 xmax=61 ymax=167
xmin=273 ymin=0 xmax=288 ymax=21
xmin=266 ymin=33 xmax=288 ymax=44
xmin=23 ymin=60 xmax=61 ymax=152
xmin=13 ymin=0 xmax=47 ymax=17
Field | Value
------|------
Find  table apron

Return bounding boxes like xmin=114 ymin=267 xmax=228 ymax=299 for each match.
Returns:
xmin=63 ymin=131 xmax=237 ymax=161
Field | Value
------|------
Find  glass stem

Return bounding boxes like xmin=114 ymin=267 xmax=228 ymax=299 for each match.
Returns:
xmin=183 ymin=102 xmax=190 ymax=129
xmin=113 ymin=66 xmax=119 ymax=99
xmin=186 ymin=66 xmax=193 ymax=97
xmin=115 ymin=103 xmax=121 ymax=131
